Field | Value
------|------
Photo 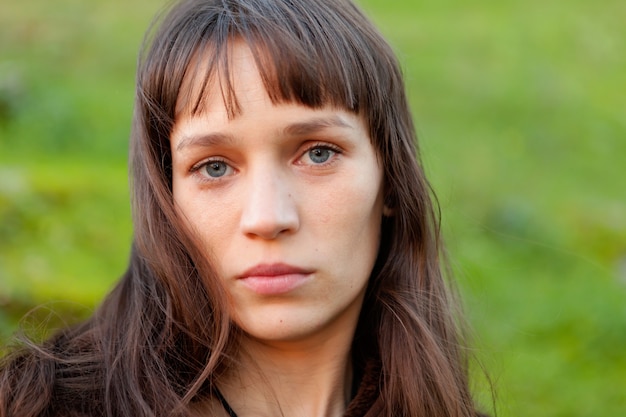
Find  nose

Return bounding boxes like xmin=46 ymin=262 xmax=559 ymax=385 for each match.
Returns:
xmin=240 ymin=169 xmax=299 ymax=240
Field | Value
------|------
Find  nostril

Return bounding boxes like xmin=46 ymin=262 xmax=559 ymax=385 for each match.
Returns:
xmin=239 ymin=184 xmax=299 ymax=239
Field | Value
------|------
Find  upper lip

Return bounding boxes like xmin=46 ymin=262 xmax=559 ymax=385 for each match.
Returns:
xmin=239 ymin=263 xmax=314 ymax=279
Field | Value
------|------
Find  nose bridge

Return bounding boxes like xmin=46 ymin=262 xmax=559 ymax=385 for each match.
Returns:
xmin=240 ymin=164 xmax=299 ymax=239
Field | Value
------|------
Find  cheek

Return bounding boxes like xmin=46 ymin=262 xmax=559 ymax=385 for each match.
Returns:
xmin=173 ymin=187 xmax=237 ymax=259
xmin=313 ymin=177 xmax=384 ymax=253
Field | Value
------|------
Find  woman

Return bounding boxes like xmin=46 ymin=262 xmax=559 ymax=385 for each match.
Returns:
xmin=0 ymin=0 xmax=488 ymax=416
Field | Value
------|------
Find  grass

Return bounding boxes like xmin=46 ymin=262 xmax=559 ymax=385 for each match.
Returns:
xmin=1 ymin=0 xmax=625 ymax=415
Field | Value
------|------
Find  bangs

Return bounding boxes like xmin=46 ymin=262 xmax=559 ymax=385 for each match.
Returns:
xmin=146 ymin=0 xmax=391 ymax=121
xmin=135 ymin=0 xmax=407 ymax=191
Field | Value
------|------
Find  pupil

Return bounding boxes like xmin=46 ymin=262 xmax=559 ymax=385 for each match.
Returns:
xmin=310 ymin=148 xmax=330 ymax=163
xmin=206 ymin=162 xmax=226 ymax=177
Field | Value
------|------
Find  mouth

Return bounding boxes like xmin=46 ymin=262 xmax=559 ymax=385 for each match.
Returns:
xmin=238 ymin=263 xmax=314 ymax=295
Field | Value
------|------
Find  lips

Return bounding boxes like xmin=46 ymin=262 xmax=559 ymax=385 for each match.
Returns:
xmin=238 ymin=263 xmax=314 ymax=295
xmin=240 ymin=263 xmax=313 ymax=278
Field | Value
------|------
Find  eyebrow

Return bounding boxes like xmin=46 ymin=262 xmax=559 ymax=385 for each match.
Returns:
xmin=281 ymin=115 xmax=353 ymax=137
xmin=175 ymin=132 xmax=236 ymax=152
xmin=175 ymin=115 xmax=353 ymax=152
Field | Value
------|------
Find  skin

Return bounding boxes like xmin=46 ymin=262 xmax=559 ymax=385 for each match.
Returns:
xmin=171 ymin=42 xmax=385 ymax=417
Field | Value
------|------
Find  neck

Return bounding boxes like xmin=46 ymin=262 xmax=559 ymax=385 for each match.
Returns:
xmin=218 ymin=330 xmax=356 ymax=417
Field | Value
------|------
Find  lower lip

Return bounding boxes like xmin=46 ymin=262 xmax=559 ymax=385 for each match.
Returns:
xmin=239 ymin=273 xmax=311 ymax=295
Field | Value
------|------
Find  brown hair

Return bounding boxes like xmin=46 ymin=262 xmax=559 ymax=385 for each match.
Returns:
xmin=1 ymin=0 xmax=486 ymax=416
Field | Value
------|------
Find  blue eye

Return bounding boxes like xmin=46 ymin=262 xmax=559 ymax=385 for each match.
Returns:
xmin=204 ymin=161 xmax=229 ymax=177
xmin=308 ymin=147 xmax=333 ymax=164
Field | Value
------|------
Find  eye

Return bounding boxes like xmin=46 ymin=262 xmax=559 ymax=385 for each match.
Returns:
xmin=190 ymin=158 xmax=234 ymax=180
xmin=299 ymin=144 xmax=341 ymax=166
xmin=203 ymin=160 xmax=231 ymax=178
xmin=308 ymin=147 xmax=333 ymax=163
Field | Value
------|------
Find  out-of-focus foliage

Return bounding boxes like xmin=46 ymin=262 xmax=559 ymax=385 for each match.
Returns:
xmin=1 ymin=0 xmax=624 ymax=415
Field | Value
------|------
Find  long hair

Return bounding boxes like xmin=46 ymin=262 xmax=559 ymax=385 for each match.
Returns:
xmin=1 ymin=1 xmax=482 ymax=416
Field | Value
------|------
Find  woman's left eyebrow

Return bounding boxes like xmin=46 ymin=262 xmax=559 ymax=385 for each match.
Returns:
xmin=281 ymin=115 xmax=353 ymax=137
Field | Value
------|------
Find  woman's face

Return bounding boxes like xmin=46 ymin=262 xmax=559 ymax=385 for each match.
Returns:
xmin=170 ymin=43 xmax=385 ymax=344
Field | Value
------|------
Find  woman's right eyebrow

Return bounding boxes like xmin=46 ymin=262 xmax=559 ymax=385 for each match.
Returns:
xmin=175 ymin=132 xmax=236 ymax=152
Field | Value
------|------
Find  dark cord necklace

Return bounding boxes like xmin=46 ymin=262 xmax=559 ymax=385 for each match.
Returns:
xmin=212 ymin=365 xmax=361 ymax=417
xmin=213 ymin=387 xmax=239 ymax=417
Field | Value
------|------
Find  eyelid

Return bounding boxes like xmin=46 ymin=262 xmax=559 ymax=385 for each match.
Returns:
xmin=189 ymin=156 xmax=225 ymax=173
xmin=306 ymin=141 xmax=342 ymax=151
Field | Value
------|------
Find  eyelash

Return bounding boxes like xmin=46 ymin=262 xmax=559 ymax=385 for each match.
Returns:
xmin=188 ymin=142 xmax=343 ymax=182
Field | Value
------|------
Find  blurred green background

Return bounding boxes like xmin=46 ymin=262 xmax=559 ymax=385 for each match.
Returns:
xmin=1 ymin=0 xmax=624 ymax=415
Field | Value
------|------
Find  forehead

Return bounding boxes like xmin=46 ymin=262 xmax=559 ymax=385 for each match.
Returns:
xmin=173 ymin=33 xmax=366 ymax=125
xmin=176 ymin=40 xmax=263 ymax=118
xmin=172 ymin=46 xmax=367 ymax=141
